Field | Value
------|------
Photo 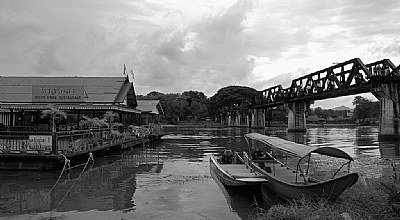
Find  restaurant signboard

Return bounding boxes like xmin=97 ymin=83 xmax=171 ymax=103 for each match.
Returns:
xmin=28 ymin=135 xmax=52 ymax=150
xmin=32 ymin=85 xmax=84 ymax=102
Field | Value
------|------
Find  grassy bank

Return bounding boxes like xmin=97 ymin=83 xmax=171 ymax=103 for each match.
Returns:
xmin=251 ymin=175 xmax=399 ymax=220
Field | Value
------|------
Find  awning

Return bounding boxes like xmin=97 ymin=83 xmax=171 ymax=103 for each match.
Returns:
xmin=245 ymin=133 xmax=353 ymax=161
xmin=0 ymin=103 xmax=143 ymax=114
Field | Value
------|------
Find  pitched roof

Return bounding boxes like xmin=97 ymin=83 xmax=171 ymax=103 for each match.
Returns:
xmin=0 ymin=76 xmax=137 ymax=107
xmin=136 ymin=100 xmax=163 ymax=115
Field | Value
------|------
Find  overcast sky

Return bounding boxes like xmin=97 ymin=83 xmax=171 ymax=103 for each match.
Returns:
xmin=1 ymin=0 xmax=399 ymax=108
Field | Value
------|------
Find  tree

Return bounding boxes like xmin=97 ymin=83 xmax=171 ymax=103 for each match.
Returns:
xmin=147 ymin=91 xmax=164 ymax=97
xmin=311 ymin=107 xmax=339 ymax=119
xmin=41 ymin=105 xmax=67 ymax=132
xmin=208 ymin=86 xmax=258 ymax=114
xmin=353 ymin=96 xmax=380 ymax=123
xmin=155 ymin=93 xmax=189 ymax=123
xmin=137 ymin=86 xmax=260 ymax=124
xmin=182 ymin=91 xmax=208 ymax=120
xmin=182 ymin=91 xmax=207 ymax=106
xmin=103 ymin=111 xmax=119 ymax=128
xmin=352 ymin=96 xmax=369 ymax=106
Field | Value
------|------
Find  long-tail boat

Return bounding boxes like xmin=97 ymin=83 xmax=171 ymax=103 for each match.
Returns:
xmin=244 ymin=133 xmax=359 ymax=201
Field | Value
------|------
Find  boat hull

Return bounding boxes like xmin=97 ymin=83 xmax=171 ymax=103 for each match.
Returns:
xmin=261 ymin=172 xmax=359 ymax=202
xmin=209 ymin=155 xmax=267 ymax=187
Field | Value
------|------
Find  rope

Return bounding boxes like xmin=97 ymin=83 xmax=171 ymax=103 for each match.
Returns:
xmin=36 ymin=154 xmax=70 ymax=212
xmin=54 ymin=153 xmax=94 ymax=211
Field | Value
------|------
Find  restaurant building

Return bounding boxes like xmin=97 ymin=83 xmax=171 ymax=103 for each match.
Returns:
xmin=136 ymin=100 xmax=164 ymax=125
xmin=0 ymin=75 xmax=159 ymax=170
xmin=0 ymin=75 xmax=141 ymax=129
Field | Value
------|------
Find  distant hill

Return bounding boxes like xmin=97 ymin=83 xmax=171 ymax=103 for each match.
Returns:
xmin=331 ymin=105 xmax=352 ymax=111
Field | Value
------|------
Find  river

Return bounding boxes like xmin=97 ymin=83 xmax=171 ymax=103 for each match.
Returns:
xmin=0 ymin=126 xmax=397 ymax=220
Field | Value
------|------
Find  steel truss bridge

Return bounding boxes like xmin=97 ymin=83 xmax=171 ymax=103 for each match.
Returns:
xmin=252 ymin=58 xmax=400 ymax=109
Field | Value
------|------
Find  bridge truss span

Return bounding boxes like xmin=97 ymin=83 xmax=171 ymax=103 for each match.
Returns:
xmin=251 ymin=57 xmax=400 ymax=140
xmin=255 ymin=58 xmax=398 ymax=108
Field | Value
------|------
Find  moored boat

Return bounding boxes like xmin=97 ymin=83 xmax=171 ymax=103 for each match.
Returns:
xmin=244 ymin=133 xmax=359 ymax=202
xmin=210 ymin=150 xmax=268 ymax=187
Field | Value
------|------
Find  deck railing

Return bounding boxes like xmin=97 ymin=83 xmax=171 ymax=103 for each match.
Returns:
xmin=0 ymin=130 xmax=52 ymax=153
xmin=0 ymin=124 xmax=163 ymax=156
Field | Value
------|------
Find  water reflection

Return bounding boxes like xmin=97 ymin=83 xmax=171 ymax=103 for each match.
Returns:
xmin=380 ymin=142 xmax=400 ymax=158
xmin=0 ymin=149 xmax=163 ymax=216
xmin=54 ymin=152 xmax=163 ymax=213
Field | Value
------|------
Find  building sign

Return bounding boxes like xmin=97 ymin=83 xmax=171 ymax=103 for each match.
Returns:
xmin=28 ymin=135 xmax=52 ymax=150
xmin=32 ymin=85 xmax=84 ymax=102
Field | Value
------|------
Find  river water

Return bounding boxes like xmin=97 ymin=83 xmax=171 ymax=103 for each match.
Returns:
xmin=0 ymin=126 xmax=398 ymax=220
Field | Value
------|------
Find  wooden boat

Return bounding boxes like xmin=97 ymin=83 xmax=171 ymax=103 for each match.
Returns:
xmin=210 ymin=150 xmax=268 ymax=187
xmin=244 ymin=133 xmax=359 ymax=202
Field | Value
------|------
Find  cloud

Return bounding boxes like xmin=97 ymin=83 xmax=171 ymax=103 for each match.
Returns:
xmin=0 ymin=0 xmax=399 ymax=105
xmin=132 ymin=0 xmax=257 ymax=96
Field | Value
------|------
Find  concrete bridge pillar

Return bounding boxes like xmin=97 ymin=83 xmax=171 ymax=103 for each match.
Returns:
xmin=286 ymin=102 xmax=307 ymax=132
xmin=251 ymin=109 xmax=265 ymax=128
xmin=235 ymin=114 xmax=240 ymax=126
xmin=372 ymin=82 xmax=400 ymax=140
xmin=227 ymin=113 xmax=232 ymax=126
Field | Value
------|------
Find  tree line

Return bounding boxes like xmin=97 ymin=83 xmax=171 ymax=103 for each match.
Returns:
xmin=138 ymin=86 xmax=381 ymax=125
xmin=137 ymin=86 xmax=258 ymax=124
xmin=310 ymin=96 xmax=380 ymax=124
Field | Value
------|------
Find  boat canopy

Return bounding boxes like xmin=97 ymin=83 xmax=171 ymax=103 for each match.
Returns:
xmin=245 ymin=133 xmax=353 ymax=161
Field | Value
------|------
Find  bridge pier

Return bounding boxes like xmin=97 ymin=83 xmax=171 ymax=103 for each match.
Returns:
xmin=286 ymin=102 xmax=307 ymax=132
xmin=251 ymin=109 xmax=265 ymax=128
xmin=372 ymin=82 xmax=400 ymax=140
xmin=227 ymin=113 xmax=233 ymax=126
xmin=235 ymin=114 xmax=240 ymax=126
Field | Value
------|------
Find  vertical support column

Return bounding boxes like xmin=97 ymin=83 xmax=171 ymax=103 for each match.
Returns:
xmin=251 ymin=109 xmax=265 ymax=128
xmin=286 ymin=102 xmax=307 ymax=132
xmin=372 ymin=82 xmax=400 ymax=140
xmin=227 ymin=113 xmax=232 ymax=126
xmin=233 ymin=111 xmax=239 ymax=126
xmin=52 ymin=131 xmax=57 ymax=155
xmin=10 ymin=109 xmax=14 ymax=126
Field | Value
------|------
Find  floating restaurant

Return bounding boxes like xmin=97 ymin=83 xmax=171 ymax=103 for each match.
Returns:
xmin=0 ymin=75 xmax=163 ymax=170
